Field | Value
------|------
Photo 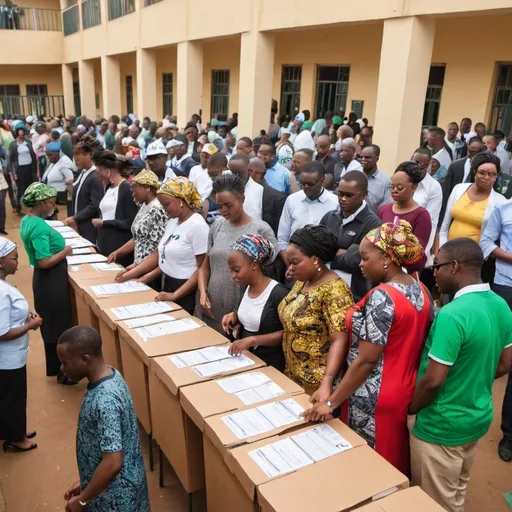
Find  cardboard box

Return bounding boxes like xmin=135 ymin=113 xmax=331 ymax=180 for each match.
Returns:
xmin=148 ymin=347 xmax=266 ymax=494
xmin=257 ymin=444 xmax=409 ymax=512
xmin=356 ymin=487 xmax=445 ymax=511
xmin=118 ymin=320 xmax=227 ymax=435
xmin=181 ymin=366 xmax=304 ymax=432
xmin=204 ymin=419 xmax=366 ymax=512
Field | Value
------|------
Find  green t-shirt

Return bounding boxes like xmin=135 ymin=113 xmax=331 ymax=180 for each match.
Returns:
xmin=20 ymin=215 xmax=66 ymax=268
xmin=414 ymin=285 xmax=512 ymax=446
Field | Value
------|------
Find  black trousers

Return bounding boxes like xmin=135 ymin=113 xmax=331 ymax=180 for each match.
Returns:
xmin=16 ymin=164 xmax=35 ymax=212
xmin=0 ymin=365 xmax=27 ymax=442
xmin=4 ymin=170 xmax=17 ymax=210
xmin=0 ymin=189 xmax=6 ymax=232
xmin=494 ymin=283 xmax=512 ymax=441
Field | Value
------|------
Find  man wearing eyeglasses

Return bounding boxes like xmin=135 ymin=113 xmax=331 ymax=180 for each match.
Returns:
xmin=408 ymin=238 xmax=512 ymax=512
xmin=320 ymin=171 xmax=381 ymax=301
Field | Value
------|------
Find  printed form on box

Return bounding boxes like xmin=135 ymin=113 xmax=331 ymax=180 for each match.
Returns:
xmin=91 ymin=281 xmax=150 ymax=297
xmin=111 ymin=301 xmax=174 ymax=320
xmin=135 ymin=318 xmax=201 ymax=340
xmin=123 ymin=314 xmax=175 ymax=329
xmin=92 ymin=262 xmax=124 ymax=271
xmin=67 ymin=254 xmax=107 ymax=265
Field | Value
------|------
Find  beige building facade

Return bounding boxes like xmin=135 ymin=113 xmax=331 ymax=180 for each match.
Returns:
xmin=1 ymin=0 xmax=512 ymax=170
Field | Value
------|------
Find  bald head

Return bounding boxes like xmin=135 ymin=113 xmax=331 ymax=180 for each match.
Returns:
xmin=315 ymin=135 xmax=331 ymax=158
xmin=249 ymin=157 xmax=266 ymax=183
xmin=338 ymin=125 xmax=354 ymax=139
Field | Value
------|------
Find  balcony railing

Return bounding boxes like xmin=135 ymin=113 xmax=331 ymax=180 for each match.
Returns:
xmin=62 ymin=4 xmax=79 ymax=35
xmin=145 ymin=0 xmax=164 ymax=5
xmin=0 ymin=6 xmax=61 ymax=31
xmin=108 ymin=0 xmax=134 ymax=21
xmin=0 ymin=95 xmax=65 ymax=117
xmin=82 ymin=0 xmax=101 ymax=29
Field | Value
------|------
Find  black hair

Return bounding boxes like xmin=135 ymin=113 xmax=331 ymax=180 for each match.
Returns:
xmin=439 ymin=238 xmax=483 ymax=273
xmin=185 ymin=121 xmax=198 ymax=132
xmin=95 ymin=150 xmax=132 ymax=177
xmin=302 ymin=160 xmax=326 ymax=178
xmin=494 ymin=130 xmax=505 ymax=140
xmin=461 ymin=117 xmax=472 ymax=124
xmin=15 ymin=127 xmax=25 ymax=137
xmin=302 ymin=110 xmax=311 ymax=121
xmin=259 ymin=143 xmax=275 ymax=155
xmin=238 ymin=136 xmax=252 ymax=147
xmin=340 ymin=170 xmax=368 ymax=192
xmin=413 ymin=147 xmax=432 ymax=158
xmin=212 ymin=173 xmax=245 ymax=197
xmin=75 ymin=134 xmax=104 ymax=158
xmin=470 ymin=151 xmax=501 ymax=175
xmin=366 ymin=143 xmax=380 ymax=157
xmin=110 ymin=115 xmax=120 ymax=124
xmin=448 ymin=121 xmax=459 ymax=127
xmin=394 ymin=161 xmax=423 ymax=184
xmin=296 ymin=148 xmax=314 ymax=160
xmin=229 ymin=153 xmax=250 ymax=165
xmin=208 ymin=152 xmax=228 ymax=168
xmin=143 ymin=116 xmax=150 ymax=123
xmin=467 ymin=136 xmax=483 ymax=146
xmin=475 ymin=122 xmax=486 ymax=130
xmin=429 ymin=126 xmax=446 ymax=138
xmin=289 ymin=224 xmax=339 ymax=262
xmin=57 ymin=325 xmax=102 ymax=359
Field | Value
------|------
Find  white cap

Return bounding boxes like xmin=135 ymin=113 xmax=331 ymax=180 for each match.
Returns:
xmin=146 ymin=139 xmax=168 ymax=156
xmin=25 ymin=115 xmax=35 ymax=124
xmin=294 ymin=113 xmax=305 ymax=123
xmin=121 ymin=136 xmax=135 ymax=146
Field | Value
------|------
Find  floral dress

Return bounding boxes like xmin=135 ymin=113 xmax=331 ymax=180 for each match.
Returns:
xmin=278 ymin=278 xmax=353 ymax=395
xmin=131 ymin=197 xmax=167 ymax=264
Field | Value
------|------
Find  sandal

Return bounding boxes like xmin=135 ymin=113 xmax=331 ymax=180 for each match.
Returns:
xmin=3 ymin=441 xmax=38 ymax=452
xmin=26 ymin=431 xmax=37 ymax=439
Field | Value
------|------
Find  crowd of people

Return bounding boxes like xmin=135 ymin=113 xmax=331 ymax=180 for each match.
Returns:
xmin=0 ymin=108 xmax=511 ymax=512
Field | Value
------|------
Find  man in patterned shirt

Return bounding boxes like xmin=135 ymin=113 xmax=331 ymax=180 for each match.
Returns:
xmin=57 ymin=326 xmax=150 ymax=512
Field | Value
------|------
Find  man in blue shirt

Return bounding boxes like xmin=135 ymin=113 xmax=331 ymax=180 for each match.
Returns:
xmin=256 ymin=143 xmax=291 ymax=195
xmin=57 ymin=326 xmax=150 ymax=512
xmin=480 ymin=200 xmax=512 ymax=462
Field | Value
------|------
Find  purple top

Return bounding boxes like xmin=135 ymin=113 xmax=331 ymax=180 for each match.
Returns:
xmin=377 ymin=204 xmax=432 ymax=274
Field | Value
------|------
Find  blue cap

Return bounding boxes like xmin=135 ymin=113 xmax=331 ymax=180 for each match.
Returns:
xmin=45 ymin=141 xmax=61 ymax=152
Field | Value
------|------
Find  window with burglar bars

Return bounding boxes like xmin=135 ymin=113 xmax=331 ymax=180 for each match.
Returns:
xmin=280 ymin=65 xmax=302 ymax=120
xmin=0 ymin=85 xmax=21 ymax=116
xmin=26 ymin=84 xmax=48 ymax=116
xmin=422 ymin=66 xmax=445 ymax=127
xmin=162 ymin=73 xmax=173 ymax=116
xmin=490 ymin=64 xmax=512 ymax=136
xmin=211 ymin=70 xmax=230 ymax=117
xmin=126 ymin=75 xmax=133 ymax=114
xmin=315 ymin=66 xmax=350 ymax=115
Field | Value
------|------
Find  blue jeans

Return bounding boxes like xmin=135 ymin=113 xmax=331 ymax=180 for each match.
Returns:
xmin=493 ymin=283 xmax=512 ymax=440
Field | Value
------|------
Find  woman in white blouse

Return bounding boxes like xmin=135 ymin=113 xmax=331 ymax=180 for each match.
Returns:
xmin=40 ymin=141 xmax=76 ymax=204
xmin=117 ymin=177 xmax=208 ymax=313
xmin=0 ymin=238 xmax=42 ymax=452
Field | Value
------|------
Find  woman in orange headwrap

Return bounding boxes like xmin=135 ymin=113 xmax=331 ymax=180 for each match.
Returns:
xmin=304 ymin=220 xmax=432 ymax=476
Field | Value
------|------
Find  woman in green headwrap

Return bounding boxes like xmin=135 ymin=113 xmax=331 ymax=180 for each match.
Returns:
xmin=19 ymin=183 xmax=75 ymax=384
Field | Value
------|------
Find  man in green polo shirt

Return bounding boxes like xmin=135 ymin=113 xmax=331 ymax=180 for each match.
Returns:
xmin=409 ymin=238 xmax=512 ymax=512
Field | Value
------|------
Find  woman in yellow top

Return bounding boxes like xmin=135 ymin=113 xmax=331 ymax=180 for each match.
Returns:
xmin=439 ymin=152 xmax=506 ymax=246
xmin=278 ymin=224 xmax=354 ymax=399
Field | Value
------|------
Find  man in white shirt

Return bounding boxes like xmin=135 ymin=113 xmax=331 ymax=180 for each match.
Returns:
xmin=429 ymin=127 xmax=453 ymax=172
xmin=483 ymin=134 xmax=511 ymax=175
xmin=278 ymin=160 xmax=338 ymax=266
xmin=292 ymin=124 xmax=315 ymax=152
xmin=146 ymin=139 xmax=170 ymax=182
xmin=227 ymin=153 xmax=263 ymax=220
xmin=333 ymin=138 xmax=363 ymax=189
xmin=188 ymin=143 xmax=216 ymax=201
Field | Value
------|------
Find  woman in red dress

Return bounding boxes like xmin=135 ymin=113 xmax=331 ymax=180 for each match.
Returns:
xmin=304 ymin=221 xmax=432 ymax=475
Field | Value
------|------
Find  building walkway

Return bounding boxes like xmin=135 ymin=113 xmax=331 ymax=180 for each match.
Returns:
xmin=0 ymin=207 xmax=510 ymax=511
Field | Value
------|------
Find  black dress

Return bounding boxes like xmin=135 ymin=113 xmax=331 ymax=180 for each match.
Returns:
xmin=236 ymin=282 xmax=289 ymax=372
xmin=72 ymin=168 xmax=104 ymax=243
xmin=97 ymin=180 xmax=138 ymax=267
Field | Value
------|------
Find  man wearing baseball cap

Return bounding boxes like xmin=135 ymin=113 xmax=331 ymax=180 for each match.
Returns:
xmin=145 ymin=139 xmax=170 ymax=182
xmin=188 ymin=143 xmax=217 ymax=202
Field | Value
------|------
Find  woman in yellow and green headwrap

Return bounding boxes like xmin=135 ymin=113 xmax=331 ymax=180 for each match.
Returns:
xmin=117 ymin=177 xmax=208 ymax=313
xmin=19 ymin=183 xmax=75 ymax=384
xmin=107 ymin=170 xmax=167 ymax=272
xmin=303 ymin=220 xmax=432 ymax=477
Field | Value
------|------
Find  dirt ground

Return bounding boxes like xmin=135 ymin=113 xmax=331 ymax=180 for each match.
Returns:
xmin=0 ymin=207 xmax=511 ymax=511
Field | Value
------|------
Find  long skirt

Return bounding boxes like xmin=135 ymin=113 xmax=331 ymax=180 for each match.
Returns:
xmin=33 ymin=259 xmax=73 ymax=376
xmin=0 ymin=365 xmax=27 ymax=442
xmin=163 ymin=274 xmax=196 ymax=316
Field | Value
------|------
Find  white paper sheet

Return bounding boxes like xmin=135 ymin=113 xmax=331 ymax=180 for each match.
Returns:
xmin=111 ymin=301 xmax=173 ymax=320
xmin=72 ymin=247 xmax=95 ymax=254
xmin=191 ymin=354 xmax=255 ymax=377
xmin=65 ymin=238 xmax=95 ymax=248
xmin=217 ymin=372 xmax=271 ymax=394
xmin=92 ymin=262 xmax=124 ymax=271
xmin=91 ymin=281 xmax=150 ymax=297
xmin=169 ymin=346 xmax=231 ymax=368
xmin=123 ymin=314 xmax=175 ymax=329
xmin=67 ymin=254 xmax=108 ymax=265
xmin=257 ymin=399 xmax=304 ymax=428
xmin=45 ymin=220 xmax=64 ymax=227
xmin=53 ymin=226 xmax=75 ymax=233
xmin=60 ymin=231 xmax=81 ymax=239
xmin=135 ymin=318 xmax=201 ymax=340
xmin=235 ymin=381 xmax=285 ymax=406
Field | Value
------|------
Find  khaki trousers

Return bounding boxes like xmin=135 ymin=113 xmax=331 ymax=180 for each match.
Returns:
xmin=409 ymin=418 xmax=478 ymax=512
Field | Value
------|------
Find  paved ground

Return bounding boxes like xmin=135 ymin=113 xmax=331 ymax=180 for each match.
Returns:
xmin=0 ymin=207 xmax=510 ymax=511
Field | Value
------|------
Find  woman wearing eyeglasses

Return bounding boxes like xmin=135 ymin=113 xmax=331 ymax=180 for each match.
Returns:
xmin=377 ymin=162 xmax=431 ymax=275
xmin=439 ymin=152 xmax=507 ymax=247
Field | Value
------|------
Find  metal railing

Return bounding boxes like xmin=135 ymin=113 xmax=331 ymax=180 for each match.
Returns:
xmin=82 ymin=0 xmax=101 ymax=29
xmin=145 ymin=0 xmax=164 ymax=5
xmin=0 ymin=6 xmax=61 ymax=31
xmin=108 ymin=0 xmax=135 ymax=20
xmin=62 ymin=4 xmax=79 ymax=35
xmin=0 ymin=95 xmax=65 ymax=117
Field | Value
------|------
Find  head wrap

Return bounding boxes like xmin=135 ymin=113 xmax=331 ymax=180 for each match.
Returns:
xmin=22 ymin=182 xmax=57 ymax=208
xmin=295 ymin=113 xmax=305 ymax=123
xmin=208 ymin=131 xmax=222 ymax=143
xmin=231 ymin=234 xmax=274 ymax=266
xmin=302 ymin=121 xmax=314 ymax=130
xmin=289 ymin=224 xmax=338 ymax=262
xmin=45 ymin=141 xmax=61 ymax=152
xmin=201 ymin=143 xmax=218 ymax=156
xmin=0 ymin=237 xmax=16 ymax=258
xmin=332 ymin=115 xmax=343 ymax=125
xmin=158 ymin=177 xmax=202 ymax=213
xmin=133 ymin=170 xmax=159 ymax=189
xmin=166 ymin=139 xmax=184 ymax=149
xmin=365 ymin=220 xmax=424 ymax=267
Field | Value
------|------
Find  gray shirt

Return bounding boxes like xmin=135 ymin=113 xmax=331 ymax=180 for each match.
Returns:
xmin=207 ymin=217 xmax=277 ymax=324
xmin=366 ymin=169 xmax=392 ymax=213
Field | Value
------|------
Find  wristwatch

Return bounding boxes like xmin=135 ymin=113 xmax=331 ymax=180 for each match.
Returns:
xmin=325 ymin=400 xmax=334 ymax=410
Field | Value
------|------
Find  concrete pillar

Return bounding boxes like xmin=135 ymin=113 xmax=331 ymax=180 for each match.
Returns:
xmin=136 ymin=48 xmax=157 ymax=120
xmin=101 ymin=55 xmax=121 ymax=119
xmin=177 ymin=41 xmax=203 ymax=127
xmin=373 ymin=17 xmax=436 ymax=174
xmin=78 ymin=59 xmax=96 ymax=118
xmin=237 ymin=31 xmax=275 ymax=138
xmin=62 ymin=63 xmax=75 ymax=117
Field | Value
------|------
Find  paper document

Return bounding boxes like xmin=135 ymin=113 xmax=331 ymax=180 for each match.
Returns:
xmin=53 ymin=226 xmax=76 ymax=233
xmin=65 ymin=238 xmax=95 ymax=248
xmin=72 ymin=248 xmax=95 ymax=254
xmin=135 ymin=318 xmax=201 ymax=340
xmin=292 ymin=425 xmax=351 ymax=462
xmin=111 ymin=301 xmax=174 ymax=320
xmin=60 ymin=231 xmax=81 ymax=239
xmin=46 ymin=220 xmax=64 ymax=227
xmin=257 ymin=399 xmax=304 ymax=428
xmin=217 ymin=372 xmax=271 ymax=394
xmin=124 ymin=314 xmax=175 ymax=329
xmin=169 ymin=346 xmax=232 ymax=368
xmin=191 ymin=354 xmax=255 ymax=377
xmin=91 ymin=281 xmax=150 ymax=297
xmin=92 ymin=262 xmax=124 ymax=271
xmin=67 ymin=254 xmax=107 ymax=265
xmin=235 ymin=381 xmax=285 ymax=406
